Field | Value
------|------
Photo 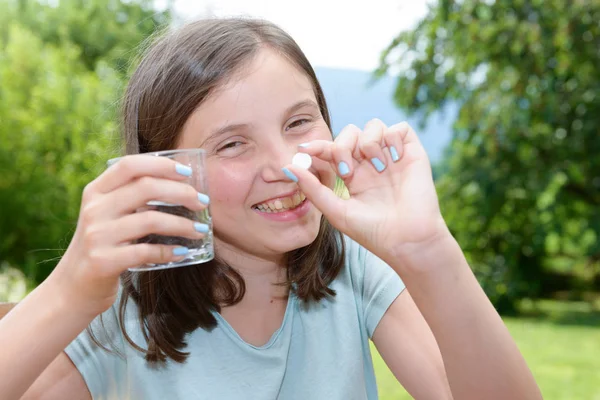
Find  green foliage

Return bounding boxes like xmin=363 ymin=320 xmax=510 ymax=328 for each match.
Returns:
xmin=379 ymin=0 xmax=600 ymax=311
xmin=0 ymin=0 xmax=170 ymax=73
xmin=0 ymin=0 xmax=170 ymax=285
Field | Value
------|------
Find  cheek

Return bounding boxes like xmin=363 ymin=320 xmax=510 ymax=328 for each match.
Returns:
xmin=312 ymin=123 xmax=334 ymax=142
xmin=207 ymin=164 xmax=251 ymax=208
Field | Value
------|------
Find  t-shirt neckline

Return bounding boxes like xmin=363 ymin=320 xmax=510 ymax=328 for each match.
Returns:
xmin=211 ymin=292 xmax=296 ymax=350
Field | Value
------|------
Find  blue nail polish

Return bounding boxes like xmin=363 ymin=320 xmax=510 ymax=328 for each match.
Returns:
xmin=197 ymin=193 xmax=210 ymax=205
xmin=298 ymin=143 xmax=310 ymax=148
xmin=173 ymin=247 xmax=189 ymax=256
xmin=194 ymin=223 xmax=209 ymax=233
xmin=338 ymin=161 xmax=350 ymax=176
xmin=176 ymin=164 xmax=192 ymax=177
xmin=390 ymin=146 xmax=399 ymax=162
xmin=282 ymin=167 xmax=298 ymax=182
xmin=371 ymin=157 xmax=386 ymax=172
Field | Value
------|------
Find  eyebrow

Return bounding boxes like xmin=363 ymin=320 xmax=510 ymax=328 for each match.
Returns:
xmin=200 ymin=122 xmax=250 ymax=148
xmin=200 ymin=99 xmax=320 ymax=147
xmin=285 ymin=99 xmax=320 ymax=115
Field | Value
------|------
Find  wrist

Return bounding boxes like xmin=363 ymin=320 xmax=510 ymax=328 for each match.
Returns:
xmin=37 ymin=276 xmax=79 ymax=321
xmin=384 ymin=227 xmax=463 ymax=277
xmin=43 ymin=267 xmax=99 ymax=323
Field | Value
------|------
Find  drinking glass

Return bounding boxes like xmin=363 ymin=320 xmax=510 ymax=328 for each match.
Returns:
xmin=107 ymin=149 xmax=213 ymax=271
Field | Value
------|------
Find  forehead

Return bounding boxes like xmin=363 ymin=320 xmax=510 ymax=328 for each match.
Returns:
xmin=181 ymin=49 xmax=317 ymax=138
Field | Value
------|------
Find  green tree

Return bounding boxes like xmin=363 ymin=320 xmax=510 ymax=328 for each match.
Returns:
xmin=0 ymin=0 xmax=170 ymax=286
xmin=0 ymin=0 xmax=170 ymax=73
xmin=378 ymin=0 xmax=600 ymax=312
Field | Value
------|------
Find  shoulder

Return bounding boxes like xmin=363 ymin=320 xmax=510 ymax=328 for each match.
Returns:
xmin=337 ymin=234 xmax=406 ymax=310
xmin=338 ymin=235 xmax=378 ymax=284
xmin=328 ymin=235 xmax=372 ymax=299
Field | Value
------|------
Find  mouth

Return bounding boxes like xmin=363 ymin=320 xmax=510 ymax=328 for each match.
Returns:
xmin=252 ymin=191 xmax=307 ymax=213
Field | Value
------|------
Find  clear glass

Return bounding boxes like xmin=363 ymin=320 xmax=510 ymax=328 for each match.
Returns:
xmin=107 ymin=149 xmax=213 ymax=271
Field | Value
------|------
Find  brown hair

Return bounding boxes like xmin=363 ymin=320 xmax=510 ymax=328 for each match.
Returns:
xmin=89 ymin=17 xmax=345 ymax=366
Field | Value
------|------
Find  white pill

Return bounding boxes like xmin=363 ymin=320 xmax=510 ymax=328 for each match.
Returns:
xmin=292 ymin=152 xmax=312 ymax=169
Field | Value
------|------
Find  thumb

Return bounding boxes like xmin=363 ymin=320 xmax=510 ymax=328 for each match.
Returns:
xmin=283 ymin=165 xmax=347 ymax=229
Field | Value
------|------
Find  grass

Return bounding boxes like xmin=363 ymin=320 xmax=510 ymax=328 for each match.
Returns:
xmin=373 ymin=300 xmax=600 ymax=400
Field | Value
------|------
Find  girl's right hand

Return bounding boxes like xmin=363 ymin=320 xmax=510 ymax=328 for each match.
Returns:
xmin=47 ymin=155 xmax=209 ymax=319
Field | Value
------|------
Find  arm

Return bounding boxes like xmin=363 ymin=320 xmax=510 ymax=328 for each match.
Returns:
xmin=289 ymin=120 xmax=542 ymax=399
xmin=372 ymin=290 xmax=453 ymax=400
xmin=20 ymin=352 xmax=91 ymax=400
xmin=0 ymin=281 xmax=93 ymax=400
xmin=0 ymin=155 xmax=206 ymax=399
xmin=0 ymin=303 xmax=16 ymax=319
xmin=385 ymin=234 xmax=542 ymax=400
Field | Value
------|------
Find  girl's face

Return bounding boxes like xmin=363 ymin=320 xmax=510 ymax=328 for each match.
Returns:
xmin=178 ymin=49 xmax=335 ymax=262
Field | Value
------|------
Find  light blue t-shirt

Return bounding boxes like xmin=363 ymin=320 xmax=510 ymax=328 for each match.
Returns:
xmin=64 ymin=237 xmax=405 ymax=399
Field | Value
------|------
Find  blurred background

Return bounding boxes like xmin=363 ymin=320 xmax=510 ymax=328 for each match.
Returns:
xmin=0 ymin=0 xmax=599 ymax=398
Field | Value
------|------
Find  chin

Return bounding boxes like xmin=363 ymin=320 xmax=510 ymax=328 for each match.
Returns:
xmin=279 ymin=215 xmax=325 ymax=254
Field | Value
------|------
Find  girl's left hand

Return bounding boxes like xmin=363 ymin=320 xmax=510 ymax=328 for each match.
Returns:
xmin=284 ymin=119 xmax=450 ymax=267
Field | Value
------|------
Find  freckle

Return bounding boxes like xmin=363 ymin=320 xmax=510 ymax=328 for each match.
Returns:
xmin=270 ymin=299 xmax=273 ymax=303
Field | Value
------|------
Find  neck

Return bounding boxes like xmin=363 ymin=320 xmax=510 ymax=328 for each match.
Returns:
xmin=214 ymin=239 xmax=289 ymax=301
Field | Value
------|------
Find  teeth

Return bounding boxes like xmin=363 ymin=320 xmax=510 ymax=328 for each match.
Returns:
xmin=254 ymin=192 xmax=306 ymax=213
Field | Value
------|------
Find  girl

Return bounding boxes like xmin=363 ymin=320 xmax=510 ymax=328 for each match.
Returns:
xmin=0 ymin=18 xmax=542 ymax=400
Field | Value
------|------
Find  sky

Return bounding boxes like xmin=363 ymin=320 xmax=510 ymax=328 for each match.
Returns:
xmin=166 ymin=0 xmax=429 ymax=71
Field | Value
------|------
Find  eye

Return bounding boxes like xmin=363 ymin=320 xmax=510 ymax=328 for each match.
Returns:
xmin=286 ymin=118 xmax=311 ymax=131
xmin=217 ymin=141 xmax=244 ymax=152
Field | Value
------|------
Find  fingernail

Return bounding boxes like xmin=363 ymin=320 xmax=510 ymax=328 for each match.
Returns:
xmin=338 ymin=161 xmax=350 ymax=176
xmin=390 ymin=146 xmax=399 ymax=162
xmin=371 ymin=157 xmax=386 ymax=172
xmin=176 ymin=164 xmax=192 ymax=177
xmin=194 ymin=223 xmax=209 ymax=233
xmin=173 ymin=247 xmax=189 ymax=256
xmin=298 ymin=143 xmax=310 ymax=148
xmin=198 ymin=192 xmax=210 ymax=205
xmin=282 ymin=167 xmax=298 ymax=182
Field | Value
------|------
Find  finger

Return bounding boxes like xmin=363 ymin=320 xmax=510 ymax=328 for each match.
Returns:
xmin=98 ymin=243 xmax=192 ymax=274
xmin=387 ymin=121 xmax=429 ymax=162
xmin=283 ymin=165 xmax=348 ymax=231
xmin=359 ymin=119 xmax=388 ymax=173
xmin=93 ymin=155 xmax=193 ymax=195
xmin=104 ymin=211 xmax=209 ymax=245
xmin=103 ymin=177 xmax=208 ymax=217
xmin=297 ymin=139 xmax=336 ymax=162
xmin=332 ymin=124 xmax=361 ymax=179
xmin=382 ymin=122 xmax=409 ymax=163
xmin=391 ymin=121 xmax=421 ymax=144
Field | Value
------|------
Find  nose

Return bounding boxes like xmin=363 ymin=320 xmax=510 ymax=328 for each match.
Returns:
xmin=259 ymin=135 xmax=297 ymax=182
